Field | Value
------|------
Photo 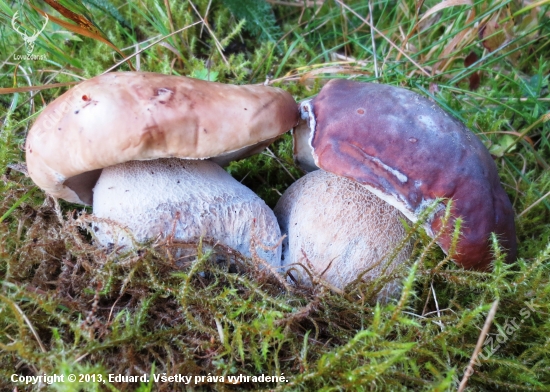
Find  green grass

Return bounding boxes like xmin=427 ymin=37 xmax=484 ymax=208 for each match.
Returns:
xmin=1 ymin=0 xmax=550 ymax=390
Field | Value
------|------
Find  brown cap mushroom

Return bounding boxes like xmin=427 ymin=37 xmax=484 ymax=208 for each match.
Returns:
xmin=26 ymin=72 xmax=299 ymax=205
xmin=294 ymin=79 xmax=517 ymax=270
xmin=25 ymin=72 xmax=299 ymax=264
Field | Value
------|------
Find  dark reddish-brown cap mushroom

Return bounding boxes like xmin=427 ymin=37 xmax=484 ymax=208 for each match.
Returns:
xmin=295 ymin=79 xmax=517 ymax=270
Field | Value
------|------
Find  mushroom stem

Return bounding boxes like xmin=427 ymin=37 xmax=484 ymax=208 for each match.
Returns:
xmin=92 ymin=158 xmax=282 ymax=264
xmin=275 ymin=169 xmax=413 ymax=301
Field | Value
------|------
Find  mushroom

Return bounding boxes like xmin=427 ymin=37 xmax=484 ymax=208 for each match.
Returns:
xmin=277 ymin=79 xmax=516 ymax=285
xmin=26 ymin=72 xmax=299 ymax=264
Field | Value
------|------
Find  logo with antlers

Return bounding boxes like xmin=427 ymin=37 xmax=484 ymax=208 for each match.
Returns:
xmin=11 ymin=11 xmax=49 ymax=55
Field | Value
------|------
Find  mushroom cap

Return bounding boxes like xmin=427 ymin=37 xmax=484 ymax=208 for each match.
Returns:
xmin=26 ymin=72 xmax=299 ymax=205
xmin=296 ymin=79 xmax=517 ymax=270
xmin=274 ymin=169 xmax=413 ymax=300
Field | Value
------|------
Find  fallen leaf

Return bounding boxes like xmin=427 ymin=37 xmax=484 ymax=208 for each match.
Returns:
xmin=479 ymin=17 xmax=506 ymax=52
xmin=30 ymin=2 xmax=134 ymax=70
xmin=418 ymin=0 xmax=472 ymax=25
xmin=464 ymin=51 xmax=480 ymax=90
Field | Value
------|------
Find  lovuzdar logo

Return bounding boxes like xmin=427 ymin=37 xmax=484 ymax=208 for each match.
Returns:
xmin=11 ymin=11 xmax=49 ymax=56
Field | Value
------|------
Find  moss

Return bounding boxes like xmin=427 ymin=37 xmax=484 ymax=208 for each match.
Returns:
xmin=1 ymin=0 xmax=550 ymax=390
